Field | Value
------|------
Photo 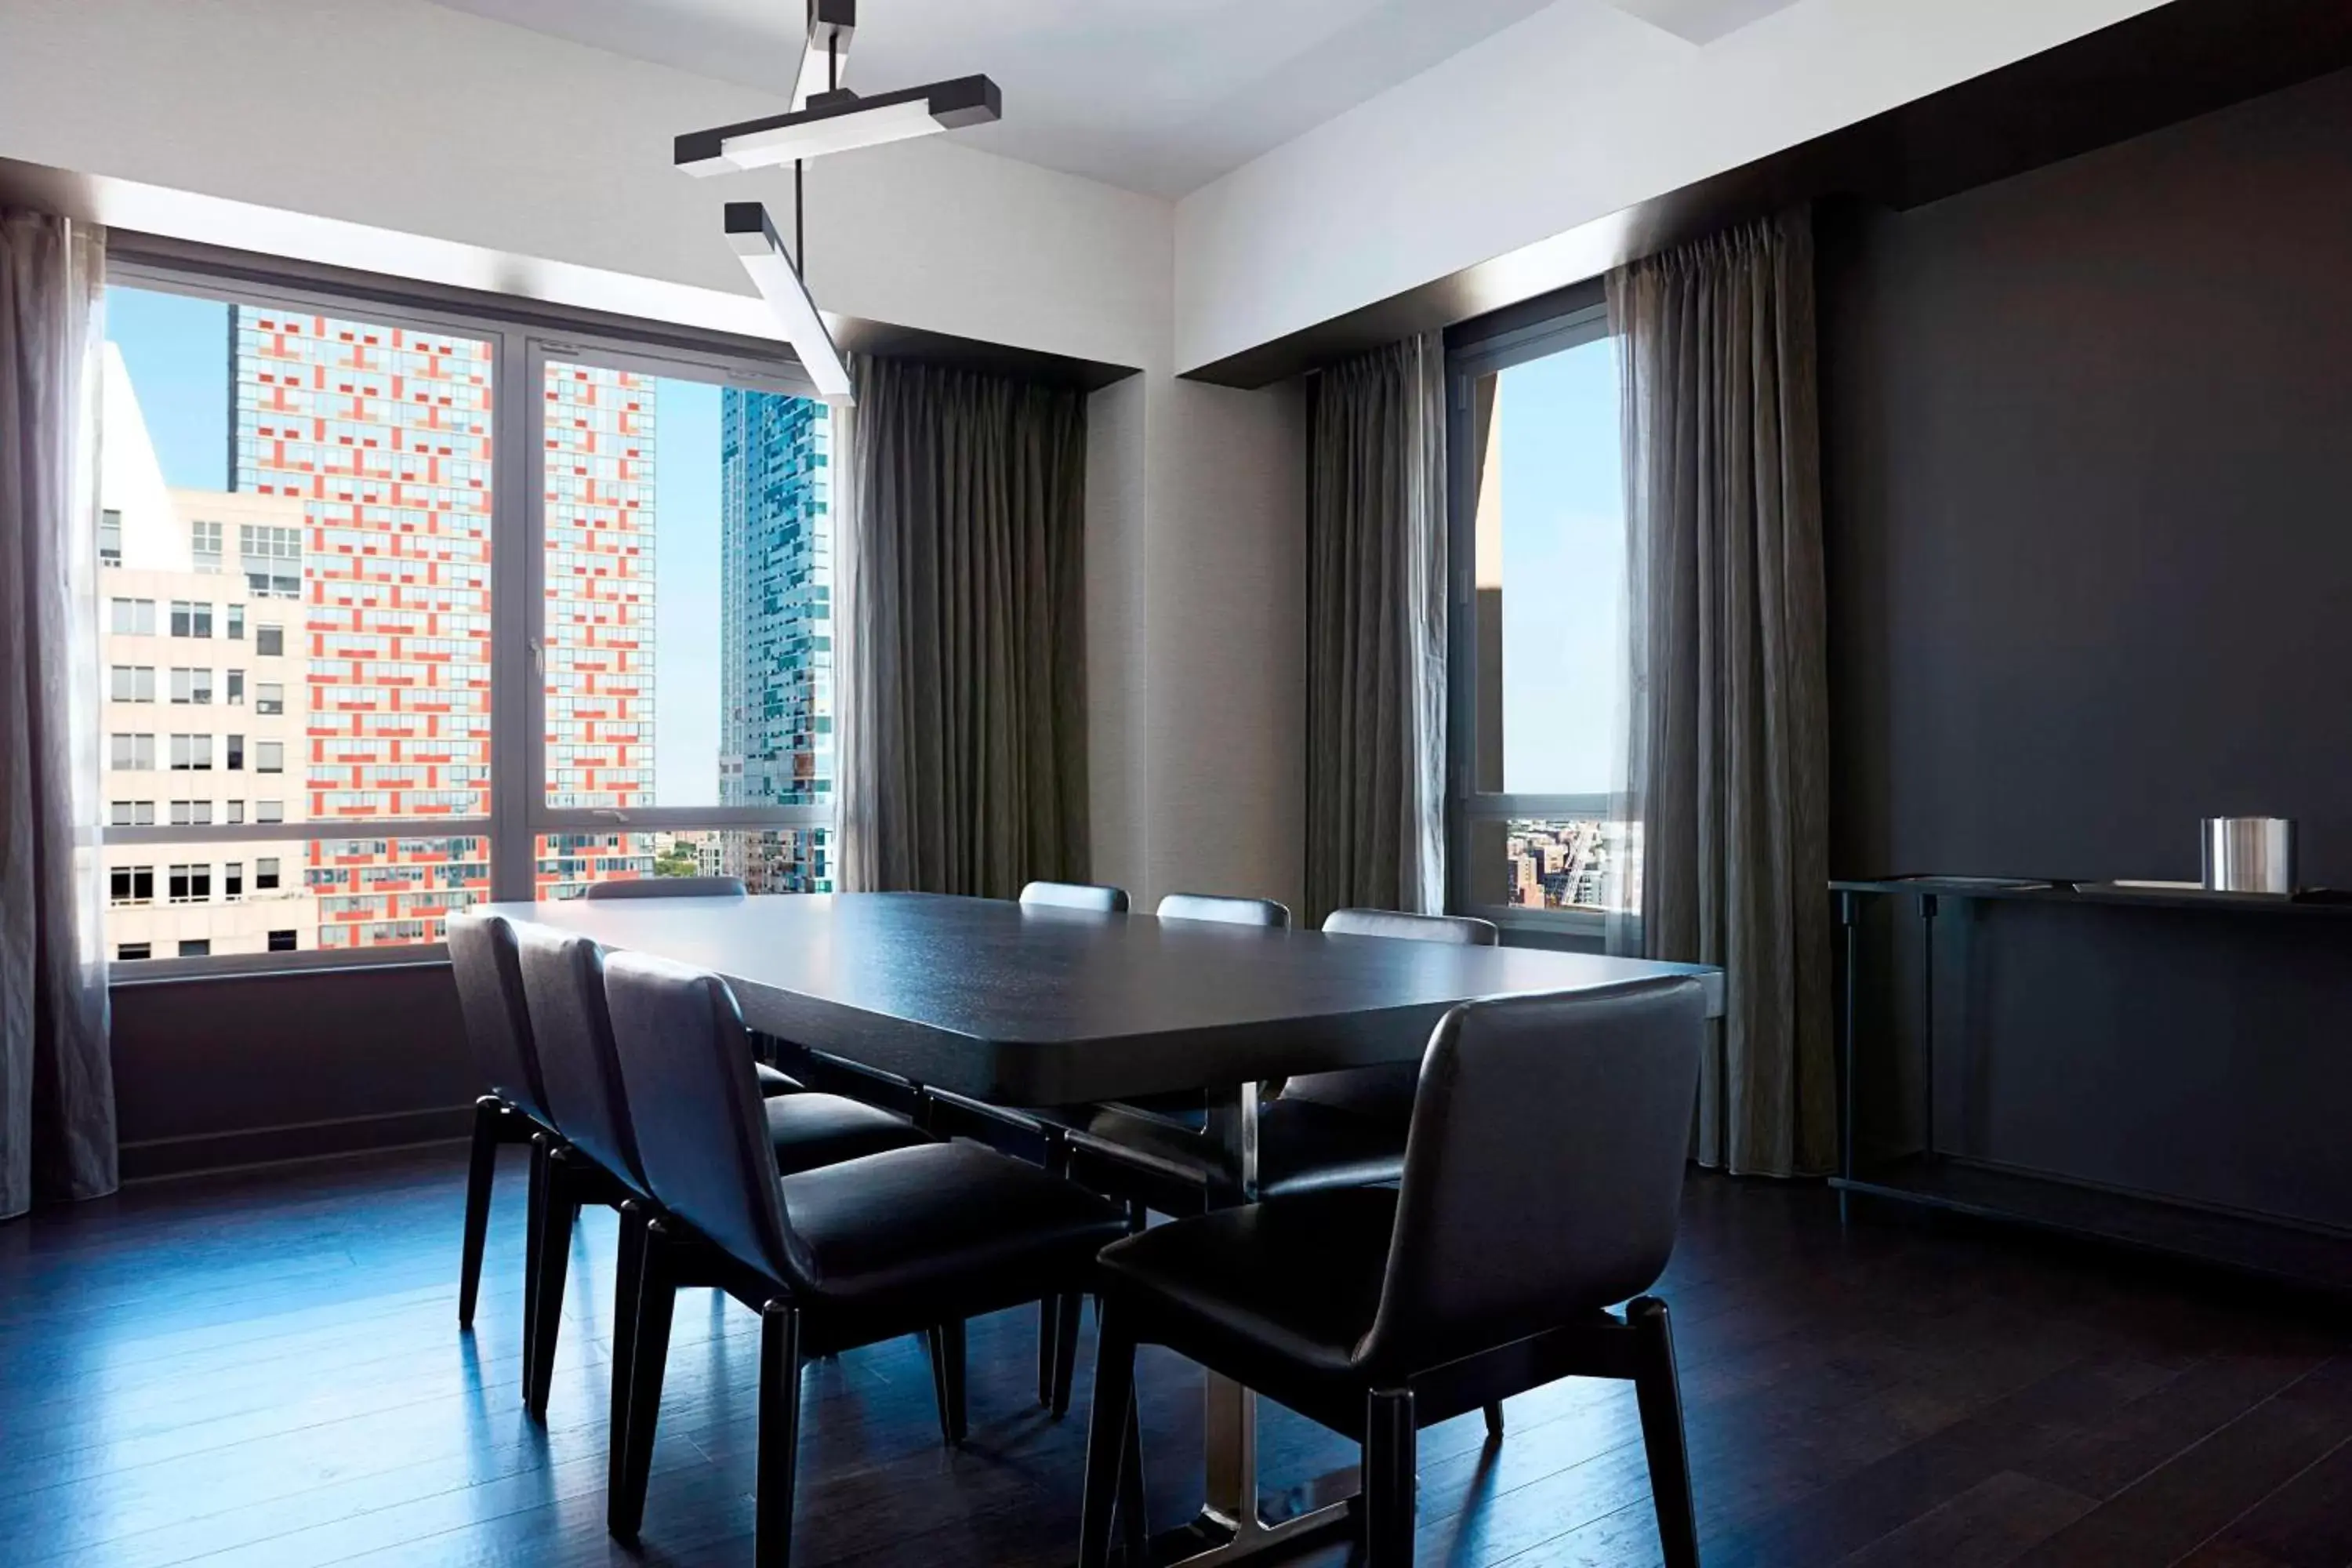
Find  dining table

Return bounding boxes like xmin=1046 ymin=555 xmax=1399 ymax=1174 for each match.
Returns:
xmin=477 ymin=890 xmax=1723 ymax=1566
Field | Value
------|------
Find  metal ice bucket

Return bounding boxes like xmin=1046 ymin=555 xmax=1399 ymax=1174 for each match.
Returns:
xmin=2201 ymin=816 xmax=2297 ymax=895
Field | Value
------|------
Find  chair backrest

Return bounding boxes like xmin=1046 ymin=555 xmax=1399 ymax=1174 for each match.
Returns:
xmin=1358 ymin=978 xmax=1704 ymax=1375
xmin=601 ymin=949 xmax=801 ymax=1286
xmin=1321 ymin=909 xmax=1499 ymax=946
xmin=513 ymin=924 xmax=646 ymax=1192
xmin=1019 ymin=880 xmax=1131 ymax=913
xmin=445 ymin=913 xmax=550 ymax=1121
xmin=583 ymin=875 xmax=747 ymax=901
xmin=1155 ymin=892 xmax=1291 ymax=929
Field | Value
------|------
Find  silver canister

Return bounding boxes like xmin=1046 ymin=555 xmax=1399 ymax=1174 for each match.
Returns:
xmin=2201 ymin=816 xmax=2298 ymax=895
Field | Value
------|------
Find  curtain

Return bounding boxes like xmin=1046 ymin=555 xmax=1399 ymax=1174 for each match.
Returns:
xmin=1 ymin=209 xmax=115 ymax=1221
xmin=1303 ymin=332 xmax=1447 ymax=925
xmin=1608 ymin=209 xmax=1835 ymax=1178
xmin=834 ymin=354 xmax=1089 ymax=898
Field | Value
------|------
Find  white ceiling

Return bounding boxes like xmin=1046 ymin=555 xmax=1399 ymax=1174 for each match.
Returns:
xmin=425 ymin=0 xmax=1802 ymax=198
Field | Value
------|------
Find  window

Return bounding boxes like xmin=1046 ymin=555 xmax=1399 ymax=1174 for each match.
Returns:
xmin=255 ymin=740 xmax=285 ymax=774
xmin=109 ymin=800 xmax=155 ymax=826
xmin=110 ymin=733 xmax=156 ymax=770
xmin=169 ymin=800 xmax=215 ymax=826
xmin=255 ymin=624 xmax=284 ymax=657
xmin=255 ymin=856 xmax=281 ymax=891
xmin=1447 ymin=296 xmax=1637 ymax=931
xmin=169 ymin=601 xmax=213 ymax=638
xmin=255 ymin=682 xmax=284 ymax=715
xmin=169 ymin=667 xmax=213 ymax=704
xmin=226 ymin=800 xmax=245 ymax=824
xmin=191 ymin=520 xmax=224 ymax=572
xmin=117 ymin=942 xmax=151 ymax=961
xmin=227 ymin=604 xmax=246 ymax=640
xmin=168 ymin=864 xmax=212 ymax=903
xmin=110 ymin=666 xmax=156 ymax=702
xmin=99 ymin=510 xmax=124 ymax=567
xmin=169 ymin=733 xmax=213 ymax=771
xmin=111 ymin=597 xmax=156 ymax=635
xmin=240 ymin=524 xmax=302 ymax=599
xmin=223 ymin=862 xmax=244 ymax=901
xmin=226 ymin=734 xmax=245 ymax=771
xmin=178 ymin=939 xmax=211 ymax=958
xmin=267 ymin=930 xmax=298 ymax=953
xmin=110 ymin=866 xmax=154 ymax=906
xmin=226 ymin=670 xmax=245 ymax=706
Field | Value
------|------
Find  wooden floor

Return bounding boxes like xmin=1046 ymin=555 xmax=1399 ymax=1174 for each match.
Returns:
xmin=3 ymin=1148 xmax=2349 ymax=1568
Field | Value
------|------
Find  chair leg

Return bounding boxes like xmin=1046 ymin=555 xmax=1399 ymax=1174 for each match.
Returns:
xmin=1483 ymin=1400 xmax=1505 ymax=1440
xmin=519 ymin=1134 xmax=549 ymax=1407
xmin=756 ymin=1302 xmax=804 ymax=1568
xmin=926 ymin=1319 xmax=968 ymax=1446
xmin=458 ymin=1097 xmax=503 ymax=1327
xmin=609 ymin=1223 xmax=678 ymax=1542
xmin=525 ymin=1149 xmax=578 ymax=1421
xmin=1078 ymin=1301 xmax=1138 ymax=1568
xmin=1628 ymin=1296 xmax=1699 ymax=1568
xmin=1118 ymin=1374 xmax=1149 ymax=1558
xmin=1050 ymin=1290 xmax=1084 ymax=1418
xmin=1040 ymin=1127 xmax=1070 ymax=1406
xmin=608 ymin=1201 xmax=650 ymax=1487
xmin=1363 ymin=1388 xmax=1417 ymax=1568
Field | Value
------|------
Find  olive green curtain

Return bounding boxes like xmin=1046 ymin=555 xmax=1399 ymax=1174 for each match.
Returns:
xmin=833 ymin=355 xmax=1089 ymax=898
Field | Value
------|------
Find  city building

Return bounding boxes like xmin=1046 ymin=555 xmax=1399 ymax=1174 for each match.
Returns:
xmin=99 ymin=345 xmax=320 ymax=960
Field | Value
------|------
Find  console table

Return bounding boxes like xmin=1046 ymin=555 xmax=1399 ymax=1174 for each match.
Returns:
xmin=1831 ymin=876 xmax=2352 ymax=1295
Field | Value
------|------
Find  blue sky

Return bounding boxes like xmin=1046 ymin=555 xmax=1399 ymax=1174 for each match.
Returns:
xmin=1495 ymin=333 xmax=1627 ymax=797
xmin=109 ymin=285 xmax=730 ymax=806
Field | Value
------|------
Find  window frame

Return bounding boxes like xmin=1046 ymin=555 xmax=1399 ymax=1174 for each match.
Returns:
xmin=1444 ymin=289 xmax=1621 ymax=941
xmin=100 ymin=250 xmax=825 ymax=980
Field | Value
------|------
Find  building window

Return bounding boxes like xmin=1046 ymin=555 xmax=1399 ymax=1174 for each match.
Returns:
xmin=109 ymin=733 xmax=156 ymax=770
xmin=117 ymin=942 xmax=151 ymax=961
xmin=255 ymin=856 xmax=281 ymax=891
xmin=226 ymin=800 xmax=245 ymax=823
xmin=178 ymin=939 xmax=211 ymax=958
xmin=169 ymin=800 xmax=216 ymax=826
xmin=110 ymin=597 xmax=156 ymax=635
xmin=169 ymin=733 xmax=213 ymax=771
xmin=240 ymin=524 xmax=303 ymax=600
xmin=109 ymin=866 xmax=154 ymax=906
xmin=169 ymin=667 xmax=213 ymax=705
xmin=226 ymin=670 xmax=245 ymax=706
xmin=226 ymin=734 xmax=245 ymax=771
xmin=191 ymin=520 xmax=224 ymax=572
xmin=254 ymin=800 xmax=284 ymax=825
xmin=169 ymin=601 xmax=213 ymax=638
xmin=110 ymin=666 xmax=156 ymax=702
xmin=267 ymin=930 xmax=298 ymax=953
xmin=255 ymin=740 xmax=285 ymax=774
xmin=99 ymin=509 xmax=124 ymax=567
xmin=223 ymin=862 xmax=244 ymax=901
xmin=108 ymin=800 xmax=155 ymax=826
xmin=227 ymin=604 xmax=246 ymax=640
xmin=255 ymin=625 xmax=284 ymax=657
xmin=1447 ymin=292 xmax=1637 ymax=931
xmin=255 ymin=681 xmax=284 ymax=715
xmin=167 ymin=863 xmax=212 ymax=903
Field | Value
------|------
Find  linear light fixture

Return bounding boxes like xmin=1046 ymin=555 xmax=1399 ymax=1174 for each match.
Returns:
xmin=724 ymin=201 xmax=852 ymax=402
xmin=676 ymin=75 xmax=1001 ymax=176
xmin=792 ymin=0 xmax=857 ymax=111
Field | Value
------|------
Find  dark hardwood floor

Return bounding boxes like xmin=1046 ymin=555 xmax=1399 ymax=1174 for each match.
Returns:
xmin=2 ymin=1145 xmax=2347 ymax=1567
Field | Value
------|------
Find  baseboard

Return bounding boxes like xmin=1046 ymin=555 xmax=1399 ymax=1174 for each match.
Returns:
xmin=119 ymin=1105 xmax=476 ymax=1182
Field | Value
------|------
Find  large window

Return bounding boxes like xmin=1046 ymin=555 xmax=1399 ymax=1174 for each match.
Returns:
xmin=99 ymin=264 xmax=827 ymax=972
xmin=1448 ymin=296 xmax=1637 ymax=934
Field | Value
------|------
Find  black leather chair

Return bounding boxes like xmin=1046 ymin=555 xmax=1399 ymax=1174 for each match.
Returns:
xmin=1279 ymin=909 xmax=1499 ymax=1121
xmin=599 ymin=949 xmax=1131 ymax=1568
xmin=509 ymin=922 xmax=928 ymax=1432
xmin=448 ymin=913 xmax=557 ymax=1334
xmin=1079 ymin=978 xmax=1707 ymax=1568
xmin=584 ymin=874 xmax=749 ymax=899
xmin=1018 ymin=880 xmax=1131 ymax=913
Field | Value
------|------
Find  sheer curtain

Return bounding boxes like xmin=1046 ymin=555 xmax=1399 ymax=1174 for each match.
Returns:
xmin=1608 ymin=209 xmax=1835 ymax=1179
xmin=1 ymin=209 xmax=115 ymax=1221
xmin=833 ymin=354 xmax=1090 ymax=897
xmin=1303 ymin=332 xmax=1447 ymax=924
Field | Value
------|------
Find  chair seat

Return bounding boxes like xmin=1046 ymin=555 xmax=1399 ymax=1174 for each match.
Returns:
xmin=755 ymin=1062 xmax=804 ymax=1096
xmin=763 ymin=1092 xmax=927 ymax=1175
xmin=1096 ymin=1187 xmax=1397 ymax=1377
xmin=1277 ymin=1062 xmax=1417 ymax=1128
xmin=1079 ymin=1095 xmax=1406 ymax=1200
xmin=778 ymin=1141 xmax=1127 ymax=1315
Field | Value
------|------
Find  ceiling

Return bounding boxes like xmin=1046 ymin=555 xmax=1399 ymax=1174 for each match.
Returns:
xmin=426 ymin=0 xmax=1802 ymax=198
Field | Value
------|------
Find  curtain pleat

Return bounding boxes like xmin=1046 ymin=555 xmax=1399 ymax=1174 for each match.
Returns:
xmin=1304 ymin=332 xmax=1447 ymax=926
xmin=1 ymin=209 xmax=115 ymax=1221
xmin=1609 ymin=209 xmax=1834 ymax=1179
xmin=835 ymin=357 xmax=1088 ymax=898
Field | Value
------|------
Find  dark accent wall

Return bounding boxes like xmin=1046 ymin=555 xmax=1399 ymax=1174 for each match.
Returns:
xmin=1821 ymin=66 xmax=2352 ymax=1226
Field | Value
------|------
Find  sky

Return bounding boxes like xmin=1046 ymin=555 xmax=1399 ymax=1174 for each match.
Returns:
xmin=1495 ymin=332 xmax=1627 ymax=798
xmin=107 ymin=285 xmax=731 ymax=808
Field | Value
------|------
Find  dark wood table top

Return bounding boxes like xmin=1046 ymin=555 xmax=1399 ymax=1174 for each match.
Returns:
xmin=474 ymin=892 xmax=1722 ymax=1106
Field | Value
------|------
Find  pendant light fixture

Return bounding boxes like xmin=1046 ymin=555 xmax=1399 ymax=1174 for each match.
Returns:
xmin=677 ymin=0 xmax=1004 ymax=404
